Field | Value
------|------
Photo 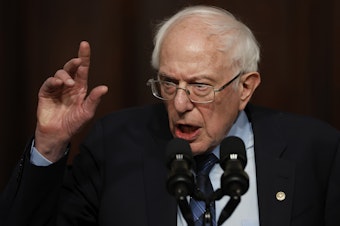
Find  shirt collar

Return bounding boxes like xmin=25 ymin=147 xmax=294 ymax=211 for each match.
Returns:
xmin=212 ymin=110 xmax=254 ymax=158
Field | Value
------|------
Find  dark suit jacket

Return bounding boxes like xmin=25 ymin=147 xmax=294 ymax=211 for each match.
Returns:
xmin=1 ymin=103 xmax=340 ymax=226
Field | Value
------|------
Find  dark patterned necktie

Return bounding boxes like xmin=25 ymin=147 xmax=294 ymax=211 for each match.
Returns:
xmin=190 ymin=153 xmax=218 ymax=226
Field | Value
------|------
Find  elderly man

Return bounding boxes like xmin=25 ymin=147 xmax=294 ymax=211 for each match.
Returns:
xmin=1 ymin=5 xmax=340 ymax=226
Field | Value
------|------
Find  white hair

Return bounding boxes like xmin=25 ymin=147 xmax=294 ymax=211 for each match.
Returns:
xmin=151 ymin=5 xmax=260 ymax=73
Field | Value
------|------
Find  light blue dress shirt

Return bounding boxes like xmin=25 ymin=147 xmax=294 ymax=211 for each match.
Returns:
xmin=177 ymin=110 xmax=259 ymax=226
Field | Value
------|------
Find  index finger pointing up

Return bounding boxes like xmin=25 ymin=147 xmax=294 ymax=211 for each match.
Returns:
xmin=76 ymin=41 xmax=91 ymax=84
xmin=78 ymin=41 xmax=90 ymax=67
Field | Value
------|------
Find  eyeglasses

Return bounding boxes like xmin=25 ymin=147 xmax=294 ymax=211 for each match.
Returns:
xmin=146 ymin=72 xmax=242 ymax=104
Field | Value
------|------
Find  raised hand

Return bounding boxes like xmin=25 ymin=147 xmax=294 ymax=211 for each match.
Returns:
xmin=34 ymin=41 xmax=108 ymax=162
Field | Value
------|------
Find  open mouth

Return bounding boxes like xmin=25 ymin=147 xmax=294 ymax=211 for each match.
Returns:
xmin=175 ymin=124 xmax=200 ymax=140
xmin=178 ymin=124 xmax=199 ymax=133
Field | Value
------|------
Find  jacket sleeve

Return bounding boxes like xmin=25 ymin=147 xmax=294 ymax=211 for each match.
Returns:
xmin=0 ymin=138 xmax=68 ymax=226
xmin=325 ymin=136 xmax=340 ymax=226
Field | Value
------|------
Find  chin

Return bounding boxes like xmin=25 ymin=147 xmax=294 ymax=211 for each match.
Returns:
xmin=190 ymin=143 xmax=210 ymax=156
xmin=191 ymin=150 xmax=210 ymax=156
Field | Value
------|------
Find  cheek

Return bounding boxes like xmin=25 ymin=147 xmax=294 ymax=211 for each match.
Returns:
xmin=203 ymin=97 xmax=239 ymax=136
xmin=165 ymin=101 xmax=180 ymax=132
xmin=202 ymin=108 xmax=229 ymax=137
xmin=164 ymin=102 xmax=173 ymax=121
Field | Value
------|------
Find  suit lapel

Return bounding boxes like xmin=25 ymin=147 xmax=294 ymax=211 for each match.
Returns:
xmin=247 ymin=105 xmax=295 ymax=226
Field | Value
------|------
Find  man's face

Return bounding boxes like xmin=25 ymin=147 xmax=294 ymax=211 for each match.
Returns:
xmin=159 ymin=19 xmax=245 ymax=155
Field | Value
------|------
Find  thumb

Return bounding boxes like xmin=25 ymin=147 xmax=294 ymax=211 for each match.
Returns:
xmin=83 ymin=85 xmax=109 ymax=116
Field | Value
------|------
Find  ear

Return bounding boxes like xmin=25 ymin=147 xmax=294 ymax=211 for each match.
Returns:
xmin=238 ymin=72 xmax=261 ymax=110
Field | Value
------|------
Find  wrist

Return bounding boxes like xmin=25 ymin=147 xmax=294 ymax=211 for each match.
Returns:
xmin=34 ymin=130 xmax=70 ymax=162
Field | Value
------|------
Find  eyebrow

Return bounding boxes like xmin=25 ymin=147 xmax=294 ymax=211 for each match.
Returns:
xmin=158 ymin=72 xmax=215 ymax=84
xmin=157 ymin=73 xmax=171 ymax=79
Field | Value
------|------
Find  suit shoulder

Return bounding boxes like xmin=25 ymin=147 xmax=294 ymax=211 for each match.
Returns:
xmin=247 ymin=104 xmax=340 ymax=138
xmin=83 ymin=103 xmax=170 ymax=142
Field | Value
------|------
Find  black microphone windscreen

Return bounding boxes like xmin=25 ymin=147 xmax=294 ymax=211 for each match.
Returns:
xmin=220 ymin=136 xmax=247 ymax=167
xmin=166 ymin=138 xmax=193 ymax=166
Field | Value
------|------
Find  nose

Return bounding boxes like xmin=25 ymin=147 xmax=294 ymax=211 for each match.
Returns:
xmin=173 ymin=87 xmax=194 ymax=113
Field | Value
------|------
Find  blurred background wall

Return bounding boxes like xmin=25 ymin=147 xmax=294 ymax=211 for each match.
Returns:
xmin=1 ymin=0 xmax=339 ymax=190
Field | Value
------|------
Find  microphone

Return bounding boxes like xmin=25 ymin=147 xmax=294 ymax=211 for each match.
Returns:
xmin=166 ymin=138 xmax=195 ymax=198
xmin=217 ymin=136 xmax=249 ymax=226
xmin=166 ymin=138 xmax=195 ymax=226
xmin=219 ymin=136 xmax=249 ymax=197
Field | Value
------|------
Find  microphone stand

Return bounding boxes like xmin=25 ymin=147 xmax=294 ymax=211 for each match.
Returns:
xmin=211 ymin=188 xmax=241 ymax=226
xmin=177 ymin=195 xmax=194 ymax=226
xmin=175 ymin=188 xmax=214 ymax=226
xmin=177 ymin=185 xmax=242 ymax=226
xmin=217 ymin=195 xmax=240 ymax=225
xmin=202 ymin=204 xmax=213 ymax=226
xmin=191 ymin=189 xmax=215 ymax=226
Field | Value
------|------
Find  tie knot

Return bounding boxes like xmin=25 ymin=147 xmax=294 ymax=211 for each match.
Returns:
xmin=194 ymin=153 xmax=218 ymax=176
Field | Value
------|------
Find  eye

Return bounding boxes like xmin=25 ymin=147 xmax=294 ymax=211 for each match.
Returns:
xmin=190 ymin=83 xmax=212 ymax=96
xmin=160 ymin=81 xmax=176 ymax=95
xmin=161 ymin=81 xmax=175 ymax=88
xmin=194 ymin=83 xmax=209 ymax=89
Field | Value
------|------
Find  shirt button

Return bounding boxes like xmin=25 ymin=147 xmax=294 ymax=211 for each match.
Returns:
xmin=276 ymin=191 xmax=286 ymax=201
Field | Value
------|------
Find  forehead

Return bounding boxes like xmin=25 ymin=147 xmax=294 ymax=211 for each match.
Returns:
xmin=159 ymin=17 xmax=233 ymax=80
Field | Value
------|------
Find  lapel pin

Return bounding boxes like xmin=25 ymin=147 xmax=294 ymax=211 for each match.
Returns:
xmin=276 ymin=191 xmax=286 ymax=201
